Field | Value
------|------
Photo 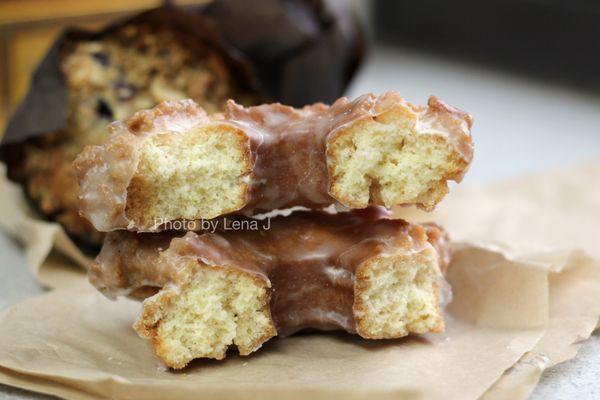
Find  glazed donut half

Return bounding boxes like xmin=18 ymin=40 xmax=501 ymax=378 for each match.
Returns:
xmin=74 ymin=92 xmax=473 ymax=232
xmin=90 ymin=209 xmax=452 ymax=369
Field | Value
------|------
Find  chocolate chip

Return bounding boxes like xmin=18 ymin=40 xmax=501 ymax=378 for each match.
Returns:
xmin=91 ymin=52 xmax=110 ymax=66
xmin=114 ymin=81 xmax=135 ymax=101
xmin=96 ymin=99 xmax=114 ymax=119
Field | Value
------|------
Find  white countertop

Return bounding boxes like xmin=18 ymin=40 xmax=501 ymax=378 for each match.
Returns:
xmin=1 ymin=46 xmax=600 ymax=399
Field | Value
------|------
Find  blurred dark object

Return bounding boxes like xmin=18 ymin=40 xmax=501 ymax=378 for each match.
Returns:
xmin=375 ymin=0 xmax=600 ymax=91
xmin=0 ymin=0 xmax=209 ymax=131
xmin=207 ymin=0 xmax=365 ymax=106
xmin=1 ymin=6 xmax=259 ymax=146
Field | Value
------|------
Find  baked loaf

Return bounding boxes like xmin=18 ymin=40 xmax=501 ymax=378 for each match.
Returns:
xmin=13 ymin=23 xmax=258 ymax=246
xmin=90 ymin=209 xmax=452 ymax=369
xmin=75 ymin=93 xmax=473 ymax=232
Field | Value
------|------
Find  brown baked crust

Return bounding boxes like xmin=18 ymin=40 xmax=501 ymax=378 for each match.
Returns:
xmin=75 ymin=93 xmax=473 ymax=232
xmin=91 ymin=209 xmax=452 ymax=368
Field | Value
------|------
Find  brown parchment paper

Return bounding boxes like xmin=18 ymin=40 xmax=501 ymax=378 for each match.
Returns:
xmin=1 ymin=158 xmax=599 ymax=399
xmin=0 ymin=163 xmax=89 ymax=289
xmin=482 ymin=251 xmax=600 ymax=400
xmin=0 ymin=243 xmax=563 ymax=400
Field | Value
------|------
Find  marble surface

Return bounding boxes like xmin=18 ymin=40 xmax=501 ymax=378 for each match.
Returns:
xmin=1 ymin=46 xmax=600 ymax=399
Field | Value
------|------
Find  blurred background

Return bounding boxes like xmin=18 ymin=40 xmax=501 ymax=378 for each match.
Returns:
xmin=1 ymin=0 xmax=599 ymax=185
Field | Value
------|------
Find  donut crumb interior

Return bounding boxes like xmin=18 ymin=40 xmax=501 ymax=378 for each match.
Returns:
xmin=126 ymin=125 xmax=250 ymax=227
xmin=134 ymin=264 xmax=275 ymax=369
xmin=328 ymin=110 xmax=466 ymax=210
